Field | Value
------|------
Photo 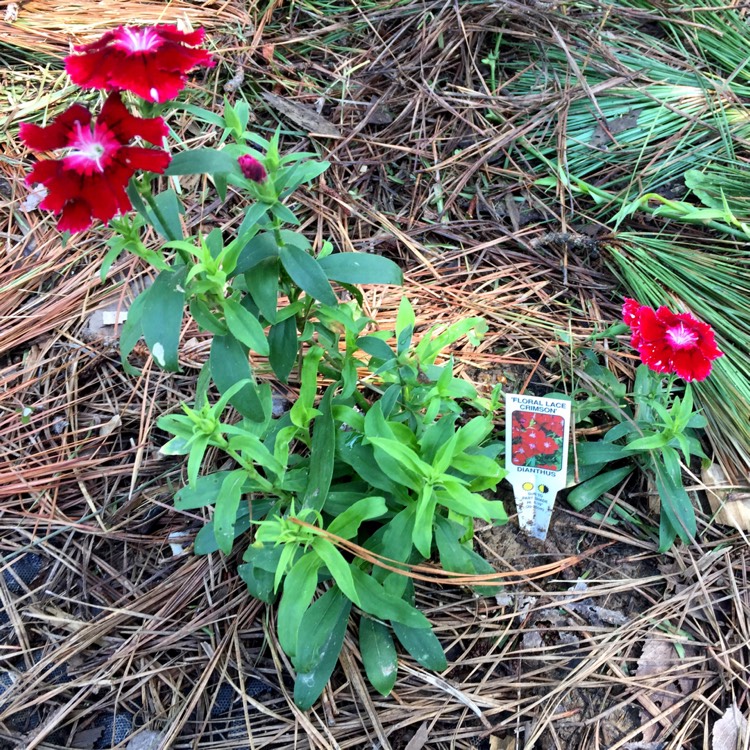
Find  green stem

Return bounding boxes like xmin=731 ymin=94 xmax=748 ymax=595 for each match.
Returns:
xmin=225 ymin=448 xmax=274 ymax=492
xmin=271 ymin=213 xmax=285 ymax=249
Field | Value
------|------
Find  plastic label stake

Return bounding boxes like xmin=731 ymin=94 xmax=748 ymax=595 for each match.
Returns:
xmin=504 ymin=394 xmax=571 ymax=540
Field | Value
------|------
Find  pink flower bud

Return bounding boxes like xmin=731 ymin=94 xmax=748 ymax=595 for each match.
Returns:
xmin=238 ymin=154 xmax=267 ymax=183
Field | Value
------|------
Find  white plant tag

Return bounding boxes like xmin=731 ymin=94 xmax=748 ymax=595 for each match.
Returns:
xmin=504 ymin=394 xmax=571 ymax=540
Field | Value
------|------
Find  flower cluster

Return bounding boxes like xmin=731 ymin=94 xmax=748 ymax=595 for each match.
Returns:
xmin=622 ymin=298 xmax=723 ymax=382
xmin=510 ymin=410 xmax=564 ymax=470
xmin=19 ymin=93 xmax=170 ymax=233
xmin=20 ymin=25 xmax=213 ymax=232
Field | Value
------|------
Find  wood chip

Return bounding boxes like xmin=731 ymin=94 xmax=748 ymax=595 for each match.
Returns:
xmin=261 ymin=92 xmax=341 ymax=137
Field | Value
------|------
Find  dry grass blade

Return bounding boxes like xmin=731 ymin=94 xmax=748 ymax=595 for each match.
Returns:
xmin=0 ymin=0 xmax=249 ymax=57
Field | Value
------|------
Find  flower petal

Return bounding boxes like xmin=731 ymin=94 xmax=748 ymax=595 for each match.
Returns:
xmin=99 ymin=92 xmax=169 ymax=145
xmin=639 ymin=340 xmax=672 ymax=373
xmin=671 ymin=348 xmax=712 ymax=382
xmin=19 ymin=105 xmax=92 ymax=151
xmin=118 ymin=146 xmax=171 ymax=174
xmin=57 ymin=199 xmax=95 ymax=233
xmin=636 ymin=306 xmax=666 ymax=343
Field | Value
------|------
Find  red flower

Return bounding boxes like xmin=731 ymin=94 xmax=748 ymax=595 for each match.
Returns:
xmin=521 ymin=429 xmax=543 ymax=456
xmin=512 ymin=411 xmax=534 ymax=429
xmin=512 ymin=443 xmax=530 ymax=464
xmin=65 ymin=25 xmax=214 ymax=103
xmin=538 ymin=464 xmax=559 ymax=471
xmin=238 ymin=154 xmax=267 ymax=183
xmin=534 ymin=413 xmax=565 ymax=437
xmin=622 ymin=298 xmax=723 ymax=382
xmin=537 ymin=435 xmax=559 ymax=455
xmin=20 ymin=92 xmax=170 ymax=233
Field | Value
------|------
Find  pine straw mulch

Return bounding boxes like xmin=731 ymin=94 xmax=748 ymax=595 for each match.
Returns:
xmin=2 ymin=0 xmax=750 ymax=748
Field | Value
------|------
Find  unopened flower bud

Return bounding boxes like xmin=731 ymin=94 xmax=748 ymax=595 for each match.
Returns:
xmin=238 ymin=154 xmax=267 ymax=183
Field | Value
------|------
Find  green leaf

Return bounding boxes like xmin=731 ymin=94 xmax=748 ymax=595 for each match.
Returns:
xmin=237 ymin=560 xmax=276 ymax=603
xmin=412 ymin=486 xmax=438 ymax=558
xmin=420 ymin=414 xmax=458 ymax=464
xmin=270 ymin=202 xmax=300 ymax=225
xmin=245 ymin=257 xmax=279 ymax=323
xmin=210 ymin=335 xmax=266 ymax=422
xmin=148 ymin=189 xmax=184 ymax=240
xmin=392 ymin=622 xmax=446 ymax=671
xmin=195 ymin=511 xmax=252 ymax=555
xmin=234 ymin=233 xmax=279 ymax=275
xmin=142 ymin=266 xmax=187 ymax=372
xmin=686 ymin=413 xmax=708 ymax=429
xmin=357 ymin=335 xmax=396 ymax=362
xmin=238 ymin=540 xmax=282 ymax=600
xmin=603 ymin=421 xmax=640 ymax=443
xmin=359 ymin=619 xmax=398 ymax=696
xmin=175 ymin=471 xmax=233 ymax=510
xmin=99 ymin=242 xmax=124 ymax=281
xmin=268 ymin=316 xmax=298 ymax=383
xmin=278 ymin=552 xmax=322 ymax=659
xmin=290 ymin=345 xmax=324 ymax=428
xmin=279 ymin=159 xmax=330 ymax=196
xmin=414 ymin=317 xmax=487 ymax=365
xmin=327 ymin=496 xmax=388 ymax=539
xmin=312 ymin=538 xmax=360 ymax=605
xmin=337 ymin=435 xmax=398 ymax=495
xmin=566 ymin=466 xmax=634 ymax=511
xmin=213 ymin=469 xmax=247 ymax=555
xmin=318 ymin=252 xmax=403 ymax=286
xmin=351 ymin=566 xmax=430 ymax=629
xmin=434 ymin=517 xmax=499 ymax=596
xmin=187 ymin=434 xmax=210 ymax=488
xmin=302 ymin=385 xmax=335 ymax=510
xmin=293 ymin=587 xmax=351 ymax=710
xmin=575 ymin=441 xmax=629 ymax=465
xmin=625 ymin=433 xmax=670 ymax=452
xmin=367 ymin=437 xmax=432 ymax=479
xmin=396 ymin=296 xmax=415 ymax=339
xmin=279 ymin=243 xmax=338 ymax=306
xmin=654 ymin=448 xmax=696 ymax=546
xmin=235 ymin=202 xmax=268 ymax=246
xmin=178 ymin=103 xmax=226 ymax=127
xmin=119 ymin=287 xmax=149 ymax=375
xmin=223 ymin=297 xmax=269 ymax=355
xmin=436 ymin=478 xmax=506 ymax=522
xmin=449 ymin=452 xmax=503 ymax=480
xmin=165 ymin=147 xmax=239 ymax=176
xmin=189 ymin=298 xmax=227 ymax=336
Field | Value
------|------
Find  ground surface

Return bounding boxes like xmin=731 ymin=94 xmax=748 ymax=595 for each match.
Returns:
xmin=1 ymin=0 xmax=750 ymax=748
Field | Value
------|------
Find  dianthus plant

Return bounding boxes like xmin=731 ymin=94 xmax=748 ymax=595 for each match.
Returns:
xmin=19 ymin=25 xmax=508 ymax=707
xmin=565 ymin=299 xmax=723 ymax=551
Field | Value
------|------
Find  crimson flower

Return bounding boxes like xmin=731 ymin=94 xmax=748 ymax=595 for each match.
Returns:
xmin=537 ymin=436 xmax=559 ymax=455
xmin=65 ymin=25 xmax=214 ymax=103
xmin=534 ymin=413 xmax=564 ymax=437
xmin=622 ymin=298 xmax=723 ymax=382
xmin=20 ymin=92 xmax=170 ymax=233
xmin=512 ymin=411 xmax=534 ymax=429
xmin=238 ymin=154 xmax=267 ymax=183
xmin=512 ymin=443 xmax=530 ymax=464
xmin=521 ymin=428 xmax=542 ymax=451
